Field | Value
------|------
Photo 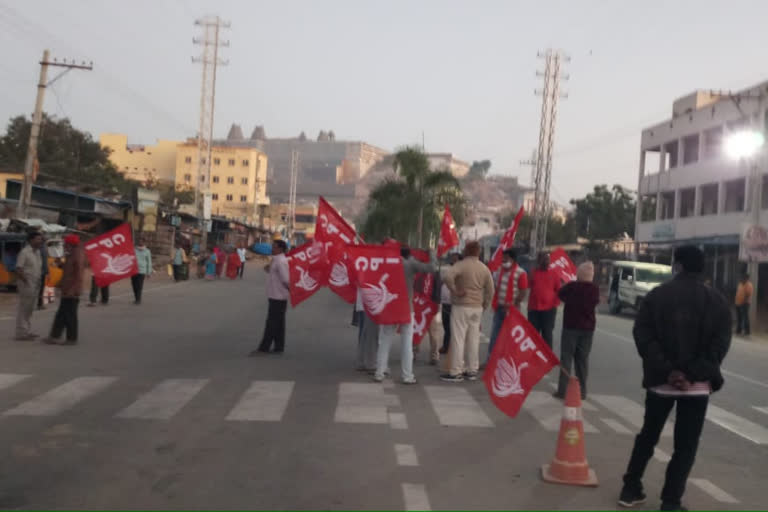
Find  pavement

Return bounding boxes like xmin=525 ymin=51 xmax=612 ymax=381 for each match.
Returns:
xmin=0 ymin=263 xmax=766 ymax=510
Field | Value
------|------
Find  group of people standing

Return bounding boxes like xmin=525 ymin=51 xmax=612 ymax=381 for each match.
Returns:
xmin=198 ymin=243 xmax=247 ymax=281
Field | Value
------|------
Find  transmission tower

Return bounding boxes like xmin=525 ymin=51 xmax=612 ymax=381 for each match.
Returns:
xmin=192 ymin=15 xmax=229 ymax=249
xmin=530 ymin=49 xmax=569 ymax=256
xmin=520 ymin=148 xmax=537 ymax=189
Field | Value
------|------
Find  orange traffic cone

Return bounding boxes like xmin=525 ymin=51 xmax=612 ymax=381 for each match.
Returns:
xmin=541 ymin=376 xmax=598 ymax=486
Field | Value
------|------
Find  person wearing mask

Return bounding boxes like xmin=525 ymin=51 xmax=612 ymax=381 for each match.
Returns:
xmin=237 ymin=243 xmax=247 ymax=279
xmin=554 ymin=261 xmax=600 ymax=400
xmin=44 ymin=235 xmax=84 ymax=345
xmin=133 ymin=239 xmax=153 ymax=304
xmin=527 ymin=251 xmax=560 ymax=348
xmin=734 ymin=273 xmax=753 ymax=336
xmin=374 ymin=246 xmax=436 ymax=385
xmin=487 ymin=249 xmax=529 ymax=361
xmin=251 ymin=240 xmax=290 ymax=355
xmin=15 ymin=231 xmax=44 ymax=341
xmin=441 ymin=241 xmax=494 ymax=382
xmin=37 ymin=235 xmax=49 ymax=310
xmin=618 ymin=246 xmax=731 ymax=511
xmin=172 ymin=244 xmax=187 ymax=283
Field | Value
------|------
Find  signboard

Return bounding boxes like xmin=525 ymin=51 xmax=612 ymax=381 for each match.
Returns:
xmin=739 ymin=223 xmax=768 ymax=262
xmin=651 ymin=222 xmax=675 ymax=240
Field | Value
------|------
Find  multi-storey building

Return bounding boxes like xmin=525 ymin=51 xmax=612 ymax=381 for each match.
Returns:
xmin=175 ymin=142 xmax=269 ymax=225
xmin=634 ymin=81 xmax=767 ymax=310
xmin=100 ymin=134 xmax=180 ymax=184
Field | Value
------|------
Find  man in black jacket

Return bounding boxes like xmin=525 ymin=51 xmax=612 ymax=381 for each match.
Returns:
xmin=618 ymin=246 xmax=731 ymax=512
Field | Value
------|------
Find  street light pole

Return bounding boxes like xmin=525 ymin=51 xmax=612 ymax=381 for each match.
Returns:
xmin=748 ymin=101 xmax=765 ymax=328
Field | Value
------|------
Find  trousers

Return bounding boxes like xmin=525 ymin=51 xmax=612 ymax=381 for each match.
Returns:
xmin=51 ymin=297 xmax=79 ymax=341
xmin=89 ymin=277 xmax=109 ymax=304
xmin=16 ymin=281 xmax=40 ymax=337
xmin=376 ymin=315 xmax=415 ymax=381
xmin=528 ymin=308 xmax=556 ymax=348
xmin=557 ymin=328 xmax=594 ymax=397
xmin=131 ymin=274 xmax=146 ymax=302
xmin=449 ymin=305 xmax=483 ymax=376
xmin=735 ymin=303 xmax=750 ymax=335
xmin=258 ymin=299 xmax=287 ymax=352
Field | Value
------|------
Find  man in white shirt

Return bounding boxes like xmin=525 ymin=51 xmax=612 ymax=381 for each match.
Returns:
xmin=236 ymin=243 xmax=247 ymax=279
xmin=15 ymin=232 xmax=44 ymax=341
xmin=251 ymin=240 xmax=290 ymax=355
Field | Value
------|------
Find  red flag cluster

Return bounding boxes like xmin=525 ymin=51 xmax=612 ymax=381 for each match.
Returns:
xmin=488 ymin=206 xmax=524 ymax=272
xmin=84 ymin=223 xmax=138 ymax=288
xmin=549 ymin=247 xmax=577 ymax=285
xmin=437 ymin=204 xmax=460 ymax=257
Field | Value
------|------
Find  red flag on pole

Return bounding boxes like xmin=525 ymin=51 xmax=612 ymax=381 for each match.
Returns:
xmin=287 ymin=240 xmax=328 ymax=307
xmin=437 ymin=204 xmax=460 ymax=257
xmin=315 ymin=197 xmax=359 ymax=303
xmin=483 ymin=307 xmax=559 ymax=418
xmin=549 ymin=247 xmax=578 ymax=285
xmin=488 ymin=206 xmax=525 ymax=273
xmin=411 ymin=294 xmax=438 ymax=346
xmin=347 ymin=244 xmax=411 ymax=325
xmin=84 ymin=223 xmax=138 ymax=288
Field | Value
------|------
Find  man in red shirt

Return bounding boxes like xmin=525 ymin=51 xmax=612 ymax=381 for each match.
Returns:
xmin=527 ymin=251 xmax=560 ymax=348
xmin=487 ymin=249 xmax=528 ymax=361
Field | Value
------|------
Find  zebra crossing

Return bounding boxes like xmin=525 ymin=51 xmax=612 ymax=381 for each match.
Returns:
xmin=0 ymin=372 xmax=767 ymax=446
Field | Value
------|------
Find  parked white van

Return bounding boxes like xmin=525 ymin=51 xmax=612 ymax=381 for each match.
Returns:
xmin=607 ymin=261 xmax=672 ymax=314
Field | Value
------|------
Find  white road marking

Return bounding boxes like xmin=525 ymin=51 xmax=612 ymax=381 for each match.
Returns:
xmin=424 ymin=386 xmax=493 ymax=427
xmin=116 ymin=378 xmax=208 ymax=419
xmin=544 ymin=381 xmax=597 ymax=411
xmin=335 ymin=383 xmax=389 ymax=424
xmin=402 ymin=483 xmax=431 ymax=511
xmin=226 ymin=381 xmax=294 ymax=421
xmin=689 ymin=478 xmax=740 ymax=504
xmin=394 ymin=444 xmax=419 ymax=466
xmin=523 ymin=391 xmax=599 ymax=433
xmin=591 ymin=394 xmax=672 ymax=437
xmin=4 ymin=376 xmax=116 ymax=416
xmin=722 ymin=369 xmax=768 ymax=390
xmin=0 ymin=373 xmax=31 ymax=391
xmin=388 ymin=412 xmax=408 ymax=430
xmin=595 ymin=328 xmax=633 ymax=344
xmin=752 ymin=406 xmax=768 ymax=415
xmin=706 ymin=404 xmax=768 ymax=445
xmin=653 ymin=447 xmax=671 ymax=463
xmin=600 ymin=417 xmax=633 ymax=435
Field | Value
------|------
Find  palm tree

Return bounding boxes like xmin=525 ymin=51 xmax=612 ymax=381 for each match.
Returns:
xmin=361 ymin=146 xmax=465 ymax=246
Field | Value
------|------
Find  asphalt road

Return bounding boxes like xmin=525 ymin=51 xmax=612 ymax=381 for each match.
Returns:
xmin=0 ymin=264 xmax=765 ymax=510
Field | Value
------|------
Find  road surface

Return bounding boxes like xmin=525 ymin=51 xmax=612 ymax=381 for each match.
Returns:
xmin=0 ymin=264 xmax=765 ymax=510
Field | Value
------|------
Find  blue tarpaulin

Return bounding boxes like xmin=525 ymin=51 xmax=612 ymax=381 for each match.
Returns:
xmin=252 ymin=243 xmax=273 ymax=255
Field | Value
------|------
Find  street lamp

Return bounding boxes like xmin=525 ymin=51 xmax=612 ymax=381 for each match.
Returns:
xmin=725 ymin=129 xmax=765 ymax=333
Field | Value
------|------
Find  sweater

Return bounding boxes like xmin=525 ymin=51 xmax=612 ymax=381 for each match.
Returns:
xmin=444 ymin=256 xmax=494 ymax=309
xmin=559 ymin=281 xmax=600 ymax=331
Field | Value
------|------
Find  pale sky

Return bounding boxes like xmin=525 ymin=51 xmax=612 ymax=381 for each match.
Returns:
xmin=1 ymin=0 xmax=767 ymax=204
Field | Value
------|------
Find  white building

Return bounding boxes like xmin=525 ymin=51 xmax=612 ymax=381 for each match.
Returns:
xmin=634 ymin=81 xmax=767 ymax=306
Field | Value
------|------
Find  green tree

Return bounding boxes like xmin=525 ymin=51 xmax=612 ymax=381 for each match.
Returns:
xmin=570 ymin=184 xmax=636 ymax=241
xmin=467 ymin=159 xmax=492 ymax=180
xmin=361 ymin=146 xmax=465 ymax=246
xmin=0 ymin=114 xmax=135 ymax=197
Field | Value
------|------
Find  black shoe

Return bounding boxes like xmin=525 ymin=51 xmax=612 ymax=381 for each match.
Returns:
xmin=660 ymin=504 xmax=687 ymax=511
xmin=552 ymin=391 xmax=565 ymax=400
xmin=134 ymin=300 xmax=141 ymax=305
xmin=271 ymin=349 xmax=284 ymax=354
xmin=463 ymin=371 xmax=479 ymax=381
xmin=618 ymin=486 xmax=647 ymax=508
xmin=438 ymin=347 xmax=448 ymax=355
xmin=440 ymin=374 xmax=464 ymax=383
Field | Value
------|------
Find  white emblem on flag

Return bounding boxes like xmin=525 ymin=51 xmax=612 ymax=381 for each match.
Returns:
xmin=101 ymin=253 xmax=135 ymax=275
xmin=491 ymin=357 xmax=529 ymax=397
xmin=362 ymin=274 xmax=398 ymax=315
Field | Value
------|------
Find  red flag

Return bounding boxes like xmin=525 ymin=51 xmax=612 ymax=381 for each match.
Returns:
xmin=438 ymin=204 xmax=460 ymax=257
xmin=287 ymin=240 xmax=328 ymax=307
xmin=549 ymin=247 xmax=577 ymax=285
xmin=483 ymin=307 xmax=559 ymax=418
xmin=410 ymin=248 xmax=430 ymax=263
xmin=411 ymin=294 xmax=438 ymax=346
xmin=315 ymin=197 xmax=359 ymax=303
xmin=488 ymin=206 xmax=525 ymax=272
xmin=347 ymin=244 xmax=411 ymax=325
xmin=84 ymin=223 xmax=138 ymax=288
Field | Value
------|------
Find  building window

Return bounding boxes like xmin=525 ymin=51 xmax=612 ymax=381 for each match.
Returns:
xmin=184 ymin=173 xmax=191 ymax=183
xmin=226 ymin=194 xmax=233 ymax=202
xmin=682 ymin=134 xmax=699 ymax=165
xmin=660 ymin=191 xmax=675 ymax=220
xmin=213 ymin=176 xmax=220 ymax=183
xmin=228 ymin=159 xmax=236 ymax=166
xmin=227 ymin=176 xmax=234 ymax=184
xmin=700 ymin=183 xmax=719 ymax=216
xmin=663 ymin=141 xmax=678 ymax=170
xmin=200 ymin=175 xmax=205 ymax=183
xmin=214 ymin=158 xmax=221 ymax=166
xmin=640 ymin=194 xmax=657 ymax=222
xmin=240 ymin=195 xmax=247 ymax=202
xmin=201 ymin=158 xmax=206 ymax=164
xmin=242 ymin=159 xmax=249 ymax=166
xmin=185 ymin=156 xmax=192 ymax=164
xmin=241 ymin=177 xmax=248 ymax=185
xmin=702 ymin=126 xmax=723 ymax=159
xmin=724 ymin=178 xmax=746 ymax=213
xmin=212 ymin=193 xmax=219 ymax=201
xmin=679 ymin=187 xmax=695 ymax=218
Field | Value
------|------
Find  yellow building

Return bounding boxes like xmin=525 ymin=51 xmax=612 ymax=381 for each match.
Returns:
xmin=100 ymin=133 xmax=180 ymax=183
xmin=0 ymin=171 xmax=23 ymax=198
xmin=175 ymin=143 xmax=269 ymax=224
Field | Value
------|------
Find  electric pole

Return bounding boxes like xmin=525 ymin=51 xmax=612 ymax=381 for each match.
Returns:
xmin=530 ymin=49 xmax=569 ymax=257
xmin=193 ymin=16 xmax=229 ymax=250
xmin=19 ymin=50 xmax=93 ymax=219
xmin=287 ymin=150 xmax=299 ymax=243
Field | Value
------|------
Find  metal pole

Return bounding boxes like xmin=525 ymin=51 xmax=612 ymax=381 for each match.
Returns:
xmin=19 ymin=49 xmax=50 ymax=219
xmin=746 ymin=98 xmax=765 ymax=329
